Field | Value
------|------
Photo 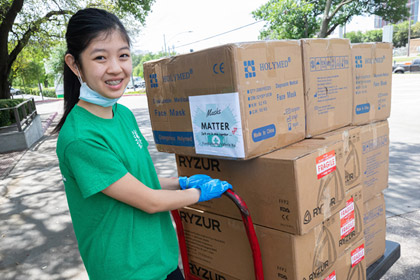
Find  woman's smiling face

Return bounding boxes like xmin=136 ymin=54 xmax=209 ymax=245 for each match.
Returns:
xmin=78 ymin=29 xmax=132 ymax=99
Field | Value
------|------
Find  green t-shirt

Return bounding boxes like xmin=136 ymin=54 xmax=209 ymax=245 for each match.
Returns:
xmin=56 ymin=104 xmax=178 ymax=280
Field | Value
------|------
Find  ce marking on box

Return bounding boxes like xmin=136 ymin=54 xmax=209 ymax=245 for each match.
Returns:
xmin=213 ymin=62 xmax=225 ymax=74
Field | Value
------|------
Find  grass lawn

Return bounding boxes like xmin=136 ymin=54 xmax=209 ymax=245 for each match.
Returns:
xmin=393 ymin=55 xmax=420 ymax=63
xmin=123 ymin=89 xmax=146 ymax=95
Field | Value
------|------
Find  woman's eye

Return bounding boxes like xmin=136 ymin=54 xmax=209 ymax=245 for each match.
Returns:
xmin=95 ymin=56 xmax=105 ymax=60
xmin=120 ymin=53 xmax=130 ymax=58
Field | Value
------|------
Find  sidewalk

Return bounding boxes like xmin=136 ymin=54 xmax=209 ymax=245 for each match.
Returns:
xmin=1 ymin=77 xmax=420 ymax=279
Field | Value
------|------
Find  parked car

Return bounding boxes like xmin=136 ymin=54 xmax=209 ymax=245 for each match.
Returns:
xmin=393 ymin=58 xmax=420 ymax=73
xmin=10 ymin=87 xmax=22 ymax=95
xmin=135 ymin=81 xmax=146 ymax=89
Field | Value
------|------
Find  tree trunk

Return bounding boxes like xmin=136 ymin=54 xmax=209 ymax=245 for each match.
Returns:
xmin=0 ymin=65 xmax=11 ymax=99
xmin=0 ymin=0 xmax=24 ymax=99
xmin=319 ymin=0 xmax=333 ymax=38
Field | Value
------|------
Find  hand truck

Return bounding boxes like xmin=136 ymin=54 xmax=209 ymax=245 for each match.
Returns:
xmin=171 ymin=189 xmax=400 ymax=280
xmin=171 ymin=189 xmax=265 ymax=280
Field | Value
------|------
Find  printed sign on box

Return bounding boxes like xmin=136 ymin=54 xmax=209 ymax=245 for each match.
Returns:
xmin=189 ymin=92 xmax=245 ymax=158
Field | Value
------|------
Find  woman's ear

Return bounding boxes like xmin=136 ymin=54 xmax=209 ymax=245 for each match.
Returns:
xmin=65 ymin=54 xmax=81 ymax=78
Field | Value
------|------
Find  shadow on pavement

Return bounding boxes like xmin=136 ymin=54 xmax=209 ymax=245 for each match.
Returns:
xmin=385 ymin=141 xmax=420 ymax=216
xmin=0 ymin=132 xmax=87 ymax=280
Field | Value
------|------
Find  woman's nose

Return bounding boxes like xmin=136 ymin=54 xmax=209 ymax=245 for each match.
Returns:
xmin=107 ymin=58 xmax=123 ymax=74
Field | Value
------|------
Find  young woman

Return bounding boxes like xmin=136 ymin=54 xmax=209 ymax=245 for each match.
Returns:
xmin=54 ymin=8 xmax=231 ymax=280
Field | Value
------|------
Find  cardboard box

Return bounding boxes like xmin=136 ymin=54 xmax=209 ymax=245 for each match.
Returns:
xmin=143 ymin=41 xmax=306 ymax=159
xmin=360 ymin=120 xmax=389 ymax=201
xmin=363 ymin=192 xmax=386 ymax=267
xmin=177 ymin=139 xmax=348 ymax=235
xmin=351 ymin=43 xmax=392 ymax=125
xmin=180 ymin=185 xmax=364 ymax=280
xmin=301 ymin=38 xmax=353 ymax=137
xmin=322 ymin=238 xmax=367 ymax=280
xmin=313 ymin=126 xmax=362 ymax=191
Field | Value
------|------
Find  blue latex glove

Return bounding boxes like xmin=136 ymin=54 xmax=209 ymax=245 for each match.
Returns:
xmin=196 ymin=179 xmax=232 ymax=202
xmin=179 ymin=174 xmax=212 ymax=190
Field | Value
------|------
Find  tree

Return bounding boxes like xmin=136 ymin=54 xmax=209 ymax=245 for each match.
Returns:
xmin=344 ymin=30 xmax=364 ymax=43
xmin=253 ymin=0 xmax=410 ymax=40
xmin=363 ymin=29 xmax=382 ymax=43
xmin=131 ymin=52 xmax=168 ymax=78
xmin=0 ymin=0 xmax=154 ymax=99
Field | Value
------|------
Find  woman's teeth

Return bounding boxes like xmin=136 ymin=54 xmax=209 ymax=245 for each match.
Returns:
xmin=106 ymin=80 xmax=122 ymax=85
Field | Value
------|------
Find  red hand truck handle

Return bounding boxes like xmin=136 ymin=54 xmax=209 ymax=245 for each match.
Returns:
xmin=171 ymin=189 xmax=264 ymax=280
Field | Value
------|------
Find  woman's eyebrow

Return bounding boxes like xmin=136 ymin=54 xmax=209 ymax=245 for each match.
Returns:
xmin=89 ymin=46 xmax=130 ymax=55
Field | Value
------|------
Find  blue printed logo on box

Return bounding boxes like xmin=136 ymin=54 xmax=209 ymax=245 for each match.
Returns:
xmin=244 ymin=60 xmax=256 ymax=78
xmin=150 ymin=73 xmax=158 ymax=88
xmin=355 ymin=56 xmax=363 ymax=68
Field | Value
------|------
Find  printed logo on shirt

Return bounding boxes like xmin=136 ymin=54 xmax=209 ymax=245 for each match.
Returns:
xmin=132 ymin=130 xmax=143 ymax=149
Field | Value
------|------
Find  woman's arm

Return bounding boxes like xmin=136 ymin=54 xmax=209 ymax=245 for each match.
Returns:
xmin=158 ymin=177 xmax=180 ymax=190
xmin=102 ymin=173 xmax=200 ymax=214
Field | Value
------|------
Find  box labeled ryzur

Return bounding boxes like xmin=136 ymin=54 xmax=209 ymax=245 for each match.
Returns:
xmin=176 ymin=139 xmax=347 ymax=235
xmin=143 ymin=41 xmax=305 ymax=160
xmin=363 ymin=192 xmax=386 ymax=267
xmin=351 ymin=43 xmax=392 ymax=125
xmin=300 ymin=38 xmax=353 ymax=137
xmin=322 ymin=238 xmax=367 ymax=280
xmin=360 ymin=120 xmax=389 ymax=202
xmin=179 ymin=185 xmax=364 ymax=280
xmin=313 ymin=126 xmax=362 ymax=191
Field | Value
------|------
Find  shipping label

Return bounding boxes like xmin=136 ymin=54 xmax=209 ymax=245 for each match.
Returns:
xmin=340 ymin=197 xmax=355 ymax=238
xmin=316 ymin=150 xmax=337 ymax=179
xmin=189 ymin=92 xmax=245 ymax=158
xmin=324 ymin=271 xmax=336 ymax=280
xmin=351 ymin=244 xmax=365 ymax=267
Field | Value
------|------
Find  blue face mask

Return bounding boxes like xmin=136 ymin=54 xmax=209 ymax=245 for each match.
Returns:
xmin=76 ymin=67 xmax=122 ymax=107
xmin=79 ymin=82 xmax=121 ymax=107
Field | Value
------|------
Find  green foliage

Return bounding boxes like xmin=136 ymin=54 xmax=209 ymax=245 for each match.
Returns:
xmin=345 ymin=31 xmax=364 ymax=43
xmin=1 ymin=0 xmax=155 ymax=99
xmin=132 ymin=52 xmax=168 ymax=78
xmin=24 ymin=87 xmax=57 ymax=98
xmin=44 ymin=43 xmax=66 ymax=78
xmin=345 ymin=21 xmax=420 ymax=47
xmin=252 ymin=0 xmax=409 ymax=39
xmin=252 ymin=0 xmax=320 ymax=39
xmin=363 ymin=29 xmax=383 ymax=43
xmin=392 ymin=21 xmax=420 ymax=48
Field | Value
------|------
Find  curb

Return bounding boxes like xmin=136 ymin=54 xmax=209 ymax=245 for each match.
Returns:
xmin=43 ymin=112 xmax=58 ymax=133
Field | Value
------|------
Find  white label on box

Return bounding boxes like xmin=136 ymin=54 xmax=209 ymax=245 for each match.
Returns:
xmin=351 ymin=244 xmax=365 ymax=267
xmin=340 ymin=197 xmax=355 ymax=238
xmin=316 ymin=150 xmax=336 ymax=179
xmin=189 ymin=92 xmax=245 ymax=158
xmin=324 ymin=271 xmax=336 ymax=280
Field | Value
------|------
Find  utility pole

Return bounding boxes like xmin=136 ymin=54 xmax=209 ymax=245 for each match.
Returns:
xmin=408 ymin=16 xmax=411 ymax=57
xmin=163 ymin=34 xmax=167 ymax=56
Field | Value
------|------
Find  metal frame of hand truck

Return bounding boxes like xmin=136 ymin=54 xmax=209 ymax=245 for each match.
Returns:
xmin=171 ymin=189 xmax=400 ymax=280
xmin=171 ymin=189 xmax=264 ymax=280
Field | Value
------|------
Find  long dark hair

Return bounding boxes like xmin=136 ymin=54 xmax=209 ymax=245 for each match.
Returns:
xmin=53 ymin=8 xmax=131 ymax=133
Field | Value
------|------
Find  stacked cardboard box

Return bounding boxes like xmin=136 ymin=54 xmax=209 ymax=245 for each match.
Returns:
xmin=144 ymin=39 xmax=392 ymax=279
xmin=314 ymin=42 xmax=392 ymax=268
xmin=143 ymin=41 xmax=306 ymax=160
xmin=301 ymin=38 xmax=353 ymax=138
xmin=179 ymin=185 xmax=364 ymax=280
xmin=351 ymin=43 xmax=392 ymax=125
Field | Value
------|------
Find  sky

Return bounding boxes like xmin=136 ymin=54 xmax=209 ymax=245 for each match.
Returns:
xmin=132 ymin=0 xmax=376 ymax=54
xmin=132 ymin=0 xmax=269 ymax=54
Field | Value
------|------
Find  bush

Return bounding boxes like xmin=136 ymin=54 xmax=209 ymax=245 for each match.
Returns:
xmin=0 ymin=99 xmax=27 ymax=127
xmin=24 ymin=87 xmax=57 ymax=98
